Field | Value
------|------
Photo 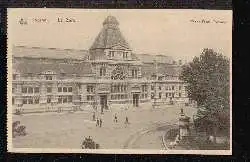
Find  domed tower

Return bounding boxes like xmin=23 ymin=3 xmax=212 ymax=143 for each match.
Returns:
xmin=89 ymin=15 xmax=131 ymax=60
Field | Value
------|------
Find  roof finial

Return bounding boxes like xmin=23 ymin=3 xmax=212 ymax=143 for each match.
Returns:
xmin=103 ymin=15 xmax=119 ymax=27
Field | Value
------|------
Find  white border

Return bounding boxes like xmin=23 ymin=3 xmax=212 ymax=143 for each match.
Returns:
xmin=7 ymin=8 xmax=232 ymax=155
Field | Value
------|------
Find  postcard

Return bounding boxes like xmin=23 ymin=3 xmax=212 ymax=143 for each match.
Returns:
xmin=7 ymin=8 xmax=232 ymax=155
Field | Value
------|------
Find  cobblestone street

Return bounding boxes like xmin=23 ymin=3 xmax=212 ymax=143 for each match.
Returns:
xmin=13 ymin=104 xmax=197 ymax=149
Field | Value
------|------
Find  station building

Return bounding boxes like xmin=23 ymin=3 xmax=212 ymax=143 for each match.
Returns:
xmin=11 ymin=16 xmax=189 ymax=113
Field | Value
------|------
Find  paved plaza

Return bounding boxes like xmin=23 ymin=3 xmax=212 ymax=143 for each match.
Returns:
xmin=12 ymin=104 xmax=197 ymax=149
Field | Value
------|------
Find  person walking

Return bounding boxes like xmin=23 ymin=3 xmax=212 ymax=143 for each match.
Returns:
xmin=92 ymin=112 xmax=96 ymax=121
xmin=124 ymin=116 xmax=129 ymax=128
xmin=99 ymin=118 xmax=102 ymax=127
xmin=114 ymin=113 xmax=118 ymax=123
xmin=125 ymin=116 xmax=129 ymax=124
xmin=96 ymin=118 xmax=99 ymax=127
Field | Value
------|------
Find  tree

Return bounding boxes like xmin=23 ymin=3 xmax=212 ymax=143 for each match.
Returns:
xmin=180 ymin=49 xmax=230 ymax=136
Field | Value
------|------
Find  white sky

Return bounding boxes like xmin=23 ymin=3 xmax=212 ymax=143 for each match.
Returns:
xmin=8 ymin=9 xmax=232 ymax=61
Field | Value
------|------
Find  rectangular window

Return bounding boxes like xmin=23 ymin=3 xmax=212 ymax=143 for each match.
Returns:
xmin=12 ymin=97 xmax=15 ymax=105
xmin=63 ymin=97 xmax=67 ymax=103
xmin=34 ymin=87 xmax=39 ymax=93
xmin=63 ymin=87 xmax=67 ymax=92
xmin=68 ymin=96 xmax=72 ymax=102
xmin=123 ymin=52 xmax=128 ymax=59
xmin=28 ymin=87 xmax=33 ymax=93
xmin=87 ymin=85 xmax=93 ymax=93
xmin=87 ymin=95 xmax=94 ymax=101
xmin=12 ymin=88 xmax=15 ymax=93
xmin=28 ymin=98 xmax=33 ymax=104
xmin=179 ymin=86 xmax=182 ymax=90
xmin=47 ymin=87 xmax=52 ymax=93
xmin=132 ymin=69 xmax=138 ymax=78
xmin=23 ymin=99 xmax=27 ymax=104
xmin=166 ymin=93 xmax=168 ymax=98
xmin=172 ymin=86 xmax=175 ymax=90
xmin=13 ymin=74 xmax=17 ymax=80
xmin=159 ymin=93 xmax=162 ymax=99
xmin=58 ymin=87 xmax=62 ymax=92
xmin=34 ymin=98 xmax=39 ymax=104
xmin=159 ymin=86 xmax=161 ymax=90
xmin=68 ymin=87 xmax=72 ymax=92
xmin=151 ymin=85 xmax=154 ymax=90
xmin=47 ymin=97 xmax=51 ymax=103
xmin=58 ymin=96 xmax=62 ymax=103
xmin=46 ymin=76 xmax=52 ymax=80
xmin=179 ymin=93 xmax=181 ymax=97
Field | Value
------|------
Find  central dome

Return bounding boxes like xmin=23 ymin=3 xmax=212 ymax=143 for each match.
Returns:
xmin=103 ymin=16 xmax=119 ymax=26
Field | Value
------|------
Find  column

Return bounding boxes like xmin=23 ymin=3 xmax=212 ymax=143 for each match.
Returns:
xmin=40 ymin=82 xmax=47 ymax=105
xmin=51 ymin=82 xmax=58 ymax=104
xmin=73 ymin=83 xmax=80 ymax=106
xmin=138 ymin=66 xmax=142 ymax=78
xmin=81 ymin=84 xmax=87 ymax=105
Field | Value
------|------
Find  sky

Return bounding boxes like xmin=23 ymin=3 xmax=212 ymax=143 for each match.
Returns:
xmin=8 ymin=9 xmax=232 ymax=62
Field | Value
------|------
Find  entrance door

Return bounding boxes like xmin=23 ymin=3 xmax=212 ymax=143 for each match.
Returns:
xmin=132 ymin=94 xmax=139 ymax=107
xmin=100 ymin=95 xmax=108 ymax=112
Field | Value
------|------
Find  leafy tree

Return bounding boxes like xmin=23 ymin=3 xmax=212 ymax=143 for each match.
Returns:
xmin=180 ymin=49 xmax=230 ymax=136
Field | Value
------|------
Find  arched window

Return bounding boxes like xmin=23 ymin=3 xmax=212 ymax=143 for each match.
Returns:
xmin=100 ymin=67 xmax=106 ymax=76
xmin=132 ymin=69 xmax=138 ymax=78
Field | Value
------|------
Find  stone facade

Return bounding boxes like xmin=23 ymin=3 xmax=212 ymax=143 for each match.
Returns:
xmin=11 ymin=16 xmax=189 ymax=114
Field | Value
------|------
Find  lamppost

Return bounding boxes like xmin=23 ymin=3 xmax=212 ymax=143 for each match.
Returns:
xmin=153 ymin=59 xmax=157 ymax=109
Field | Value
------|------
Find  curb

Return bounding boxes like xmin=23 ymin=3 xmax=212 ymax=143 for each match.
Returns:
xmin=123 ymin=122 xmax=177 ymax=149
xmin=161 ymin=134 xmax=169 ymax=150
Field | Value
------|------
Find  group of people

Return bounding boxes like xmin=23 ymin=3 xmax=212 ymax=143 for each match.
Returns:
xmin=92 ymin=112 xmax=130 ymax=128
xmin=96 ymin=118 xmax=103 ymax=127
xmin=92 ymin=112 xmax=103 ymax=127
xmin=114 ymin=113 xmax=129 ymax=125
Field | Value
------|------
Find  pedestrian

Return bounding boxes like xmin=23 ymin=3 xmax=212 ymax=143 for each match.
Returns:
xmin=92 ymin=112 xmax=96 ymax=121
xmin=125 ymin=116 xmax=129 ymax=124
xmin=114 ymin=113 xmax=118 ymax=123
xmin=96 ymin=118 xmax=99 ymax=127
xmin=99 ymin=118 xmax=102 ymax=127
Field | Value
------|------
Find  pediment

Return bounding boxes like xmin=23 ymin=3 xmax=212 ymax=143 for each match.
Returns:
xmin=110 ymin=43 xmax=130 ymax=50
xmin=42 ymin=70 xmax=56 ymax=75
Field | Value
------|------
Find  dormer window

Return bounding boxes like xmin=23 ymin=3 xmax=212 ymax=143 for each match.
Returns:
xmin=109 ymin=51 xmax=115 ymax=58
xmin=123 ymin=52 xmax=128 ymax=59
xmin=46 ymin=75 xmax=52 ymax=80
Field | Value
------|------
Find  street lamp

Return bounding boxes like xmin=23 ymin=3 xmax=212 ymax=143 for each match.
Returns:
xmin=153 ymin=59 xmax=157 ymax=109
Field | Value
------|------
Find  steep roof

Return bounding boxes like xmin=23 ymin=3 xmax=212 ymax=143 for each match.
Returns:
xmin=136 ymin=54 xmax=174 ymax=64
xmin=12 ymin=46 xmax=89 ymax=60
xmin=14 ymin=60 xmax=93 ymax=76
xmin=141 ymin=63 xmax=182 ymax=78
xmin=90 ymin=16 xmax=130 ymax=50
